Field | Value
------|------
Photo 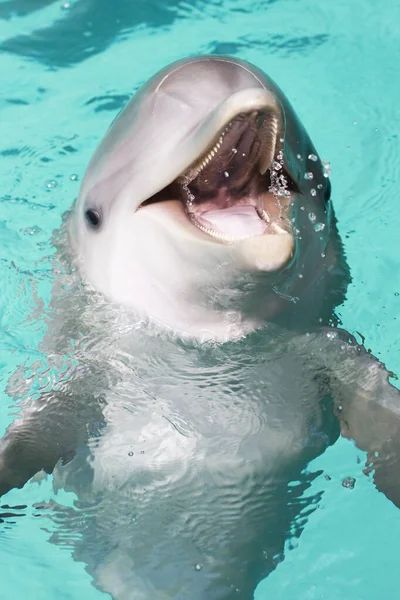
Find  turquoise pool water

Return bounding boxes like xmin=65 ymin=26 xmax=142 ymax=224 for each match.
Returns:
xmin=1 ymin=0 xmax=400 ymax=598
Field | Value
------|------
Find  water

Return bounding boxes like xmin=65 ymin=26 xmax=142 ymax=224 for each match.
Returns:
xmin=1 ymin=0 xmax=400 ymax=597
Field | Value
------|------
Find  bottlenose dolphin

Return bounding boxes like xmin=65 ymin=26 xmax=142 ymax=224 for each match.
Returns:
xmin=1 ymin=56 xmax=400 ymax=600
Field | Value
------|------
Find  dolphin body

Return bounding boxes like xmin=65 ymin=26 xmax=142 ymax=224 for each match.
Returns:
xmin=1 ymin=56 xmax=400 ymax=600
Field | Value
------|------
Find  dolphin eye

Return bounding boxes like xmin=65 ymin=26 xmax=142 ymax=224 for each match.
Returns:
xmin=85 ymin=208 xmax=102 ymax=229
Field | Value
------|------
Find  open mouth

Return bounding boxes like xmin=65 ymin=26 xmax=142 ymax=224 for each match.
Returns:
xmin=142 ymin=109 xmax=296 ymax=243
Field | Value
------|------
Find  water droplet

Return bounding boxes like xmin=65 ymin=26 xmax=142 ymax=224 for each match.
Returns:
xmin=300 ymin=205 xmax=305 ymax=210
xmin=353 ymin=121 xmax=357 ymax=125
xmin=298 ymin=273 xmax=303 ymax=279
xmin=308 ymin=212 xmax=316 ymax=223
xmin=141 ymin=450 xmax=145 ymax=454
xmin=304 ymin=172 xmax=314 ymax=180
xmin=317 ymin=184 xmax=323 ymax=190
xmin=224 ymin=171 xmax=229 ymax=178
xmin=45 ymin=180 xmax=57 ymax=189
xmin=322 ymin=160 xmax=331 ymax=178
xmin=310 ymin=188 xmax=317 ymax=197
xmin=279 ymin=137 xmax=284 ymax=143
xmin=321 ymin=252 xmax=326 ymax=258
xmin=61 ymin=1 xmax=70 ymax=8
xmin=342 ymin=477 xmax=356 ymax=490
xmin=308 ymin=154 xmax=318 ymax=162
xmin=314 ymin=222 xmax=325 ymax=232
xmin=347 ymin=145 xmax=351 ymax=150
xmin=325 ymin=474 xmax=332 ymax=481
xmin=231 ymin=148 xmax=237 ymax=154
xmin=242 ymin=153 xmax=246 ymax=157
xmin=70 ymin=173 xmax=78 ymax=181
xmin=296 ymin=153 xmax=302 ymax=160
xmin=128 ymin=451 xmax=134 ymax=456
xmin=195 ymin=564 xmax=202 ymax=571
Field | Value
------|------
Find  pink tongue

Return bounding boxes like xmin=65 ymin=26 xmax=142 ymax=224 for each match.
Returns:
xmin=197 ymin=205 xmax=267 ymax=239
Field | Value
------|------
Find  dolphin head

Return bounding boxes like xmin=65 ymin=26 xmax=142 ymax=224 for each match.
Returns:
xmin=70 ymin=56 xmax=334 ymax=339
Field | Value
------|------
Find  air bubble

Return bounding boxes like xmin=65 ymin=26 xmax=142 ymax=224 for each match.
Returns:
xmin=61 ymin=1 xmax=70 ymax=8
xmin=224 ymin=171 xmax=229 ymax=178
xmin=70 ymin=173 xmax=79 ymax=181
xmin=232 ymin=148 xmax=237 ymax=154
xmin=310 ymin=188 xmax=317 ymax=197
xmin=304 ymin=172 xmax=314 ymax=180
xmin=317 ymin=184 xmax=323 ymax=190
xmin=296 ymin=153 xmax=302 ymax=160
xmin=128 ymin=451 xmax=134 ymax=456
xmin=308 ymin=154 xmax=318 ymax=162
xmin=24 ymin=226 xmax=41 ymax=236
xmin=314 ymin=222 xmax=325 ymax=232
xmin=45 ymin=180 xmax=57 ymax=189
xmin=195 ymin=564 xmax=202 ymax=571
xmin=342 ymin=477 xmax=356 ymax=490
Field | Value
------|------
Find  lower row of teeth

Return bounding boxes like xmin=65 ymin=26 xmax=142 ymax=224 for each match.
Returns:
xmin=189 ymin=208 xmax=286 ymax=242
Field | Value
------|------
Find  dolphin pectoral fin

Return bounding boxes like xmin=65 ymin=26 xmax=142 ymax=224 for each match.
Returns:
xmin=296 ymin=328 xmax=400 ymax=507
xmin=330 ymin=350 xmax=400 ymax=508
xmin=0 ymin=389 xmax=104 ymax=498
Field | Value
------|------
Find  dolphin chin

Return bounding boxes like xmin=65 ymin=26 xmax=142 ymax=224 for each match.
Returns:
xmin=70 ymin=55 xmax=333 ymax=338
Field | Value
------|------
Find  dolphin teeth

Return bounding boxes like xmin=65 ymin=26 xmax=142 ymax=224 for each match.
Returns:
xmin=259 ymin=113 xmax=279 ymax=175
xmin=190 ymin=217 xmax=238 ymax=243
xmin=179 ymin=122 xmax=234 ymax=187
xmin=258 ymin=208 xmax=270 ymax=223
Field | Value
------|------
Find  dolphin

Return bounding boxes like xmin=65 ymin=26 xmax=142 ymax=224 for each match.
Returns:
xmin=70 ymin=55 xmax=346 ymax=340
xmin=1 ymin=56 xmax=400 ymax=600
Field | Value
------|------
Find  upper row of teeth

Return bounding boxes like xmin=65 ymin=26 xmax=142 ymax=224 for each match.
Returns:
xmin=179 ymin=122 xmax=234 ymax=187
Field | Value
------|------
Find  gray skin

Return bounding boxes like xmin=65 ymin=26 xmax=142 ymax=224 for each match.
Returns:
xmin=1 ymin=56 xmax=400 ymax=600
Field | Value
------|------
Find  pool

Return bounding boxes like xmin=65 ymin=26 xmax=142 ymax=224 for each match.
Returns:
xmin=1 ymin=0 xmax=400 ymax=598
